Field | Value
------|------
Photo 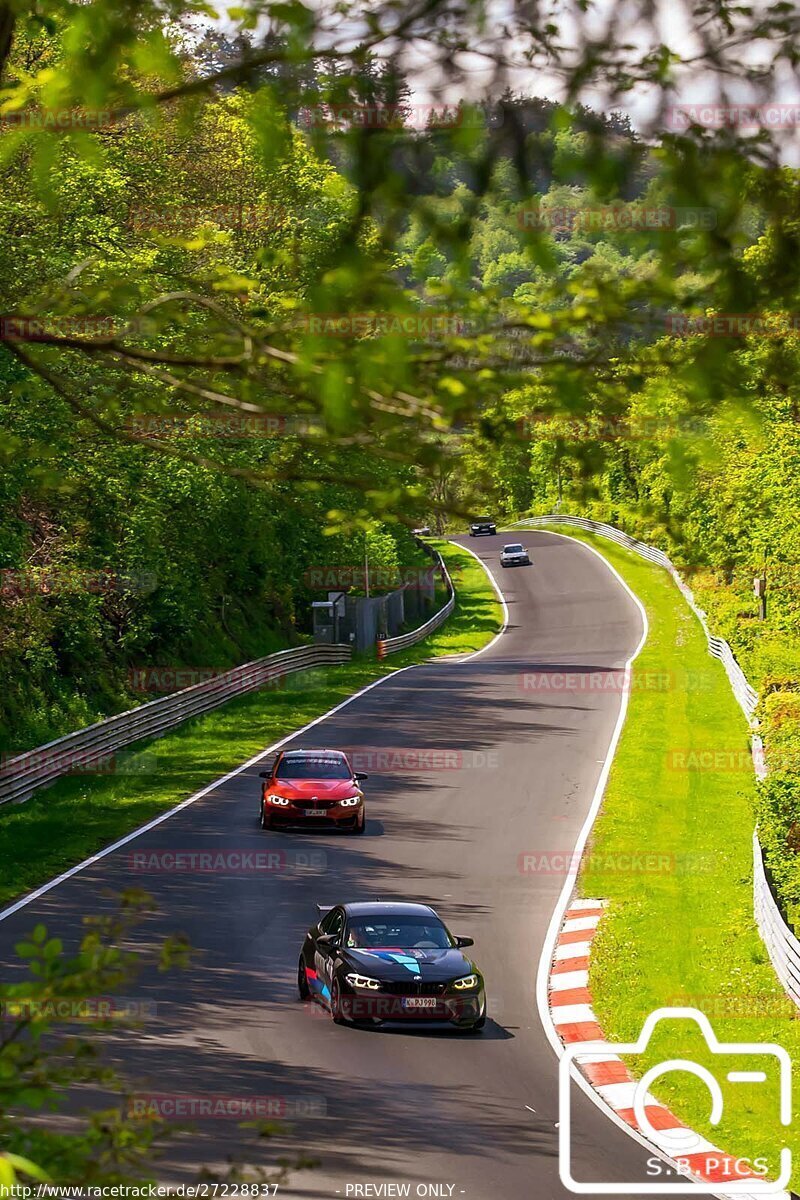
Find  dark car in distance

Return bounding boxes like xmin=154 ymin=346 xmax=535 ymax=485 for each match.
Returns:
xmin=298 ymin=901 xmax=486 ymax=1031
xmin=469 ymin=517 xmax=496 ymax=536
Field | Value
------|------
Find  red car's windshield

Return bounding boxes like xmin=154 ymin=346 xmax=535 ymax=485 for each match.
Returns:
xmin=276 ymin=756 xmax=351 ymax=780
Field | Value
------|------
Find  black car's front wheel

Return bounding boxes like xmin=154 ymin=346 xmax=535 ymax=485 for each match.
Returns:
xmin=330 ymin=979 xmax=347 ymax=1025
xmin=297 ymin=958 xmax=310 ymax=1001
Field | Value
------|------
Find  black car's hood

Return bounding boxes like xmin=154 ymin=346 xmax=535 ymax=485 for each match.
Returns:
xmin=341 ymin=947 xmax=477 ymax=982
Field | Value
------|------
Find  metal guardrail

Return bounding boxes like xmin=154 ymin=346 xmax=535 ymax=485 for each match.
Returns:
xmin=518 ymin=514 xmax=800 ymax=1009
xmin=0 ymin=643 xmax=352 ymax=806
xmin=377 ymin=544 xmax=456 ymax=658
xmin=753 ymin=831 xmax=800 ymax=1006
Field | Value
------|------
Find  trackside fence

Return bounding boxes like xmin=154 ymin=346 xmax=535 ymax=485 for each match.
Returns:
xmin=0 ymin=644 xmax=351 ymax=807
xmin=377 ymin=543 xmax=456 ymax=657
xmin=753 ymin=831 xmax=800 ymax=1006
xmin=515 ymin=514 xmax=796 ymax=1008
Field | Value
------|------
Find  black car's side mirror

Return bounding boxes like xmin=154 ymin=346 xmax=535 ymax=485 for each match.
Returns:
xmin=353 ymin=772 xmax=369 ymax=782
xmin=258 ymin=771 xmax=270 ymax=779
xmin=317 ymin=933 xmax=340 ymax=948
xmin=455 ymin=936 xmax=474 ymax=948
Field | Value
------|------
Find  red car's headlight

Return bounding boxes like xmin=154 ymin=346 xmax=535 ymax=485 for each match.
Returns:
xmin=339 ymin=796 xmax=361 ymax=807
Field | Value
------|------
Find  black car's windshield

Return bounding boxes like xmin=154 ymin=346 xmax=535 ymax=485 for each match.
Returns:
xmin=346 ymin=916 xmax=455 ymax=950
xmin=474 ymin=517 xmax=492 ymax=522
xmin=276 ymin=756 xmax=351 ymax=780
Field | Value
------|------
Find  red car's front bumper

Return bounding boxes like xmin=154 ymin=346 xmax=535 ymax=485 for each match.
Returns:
xmin=263 ymin=799 xmax=363 ymax=831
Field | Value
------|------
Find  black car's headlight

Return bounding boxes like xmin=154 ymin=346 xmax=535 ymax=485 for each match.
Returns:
xmin=345 ymin=973 xmax=381 ymax=990
xmin=267 ymin=794 xmax=291 ymax=806
xmin=339 ymin=796 xmax=361 ymax=807
xmin=452 ymin=974 xmax=480 ymax=990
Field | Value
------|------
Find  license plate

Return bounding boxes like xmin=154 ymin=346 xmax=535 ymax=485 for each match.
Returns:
xmin=403 ymin=997 xmax=437 ymax=1008
xmin=303 ymin=808 xmax=320 ymax=816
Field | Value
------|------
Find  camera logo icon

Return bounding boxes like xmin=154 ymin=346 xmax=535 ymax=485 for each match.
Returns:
xmin=558 ymin=1007 xmax=792 ymax=1194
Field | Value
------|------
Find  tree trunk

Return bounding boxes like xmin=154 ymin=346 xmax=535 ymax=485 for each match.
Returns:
xmin=0 ymin=4 xmax=15 ymax=84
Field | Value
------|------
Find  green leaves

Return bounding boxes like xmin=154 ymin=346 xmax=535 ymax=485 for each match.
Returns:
xmin=1 ymin=1152 xmax=51 ymax=1182
xmin=0 ymin=901 xmax=191 ymax=1187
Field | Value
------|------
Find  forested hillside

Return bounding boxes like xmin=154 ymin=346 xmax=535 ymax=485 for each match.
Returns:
xmin=0 ymin=76 xmax=425 ymax=751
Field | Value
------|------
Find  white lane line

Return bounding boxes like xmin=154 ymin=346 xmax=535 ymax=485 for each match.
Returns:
xmin=0 ymin=541 xmax=513 ymax=926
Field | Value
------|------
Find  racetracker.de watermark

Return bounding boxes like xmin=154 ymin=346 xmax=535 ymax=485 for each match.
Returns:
xmin=664 ymin=993 xmax=799 ymax=1020
xmin=128 ymin=664 xmax=289 ymax=693
xmin=515 ymin=413 xmax=707 ymax=441
xmin=311 ymin=995 xmax=483 ymax=1023
xmin=127 ymin=848 xmax=327 ymax=874
xmin=344 ymin=747 xmax=500 ymax=772
xmin=0 ymin=749 xmax=156 ymax=777
xmin=0 ymin=996 xmax=157 ymax=1021
xmin=517 ymin=205 xmax=716 ymax=232
xmin=298 ymin=103 xmax=488 ymax=130
xmin=129 ymin=204 xmax=285 ymax=232
xmin=666 ymin=313 xmax=800 ymax=337
xmin=127 ymin=665 xmax=328 ymax=696
xmin=0 ymin=108 xmax=112 ymax=129
xmin=666 ymin=103 xmax=800 ymax=130
xmin=666 ymin=748 xmax=756 ymax=772
xmin=0 ymin=316 xmax=117 ymax=340
xmin=302 ymin=564 xmax=449 ymax=591
xmin=298 ymin=313 xmax=464 ymax=337
xmin=519 ymin=669 xmax=672 ymax=694
xmin=517 ymin=850 xmax=715 ymax=875
xmin=128 ymin=1094 xmax=325 ymax=1120
xmin=0 ymin=565 xmax=157 ymax=598
xmin=126 ymin=413 xmax=317 ymax=439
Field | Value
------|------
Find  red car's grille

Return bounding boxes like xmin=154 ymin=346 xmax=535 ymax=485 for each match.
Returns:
xmin=291 ymin=798 xmax=339 ymax=809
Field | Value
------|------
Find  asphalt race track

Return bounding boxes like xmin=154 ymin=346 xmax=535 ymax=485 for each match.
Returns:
xmin=0 ymin=531 xmax=663 ymax=1199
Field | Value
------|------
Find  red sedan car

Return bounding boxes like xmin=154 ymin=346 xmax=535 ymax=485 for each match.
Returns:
xmin=258 ymin=749 xmax=368 ymax=834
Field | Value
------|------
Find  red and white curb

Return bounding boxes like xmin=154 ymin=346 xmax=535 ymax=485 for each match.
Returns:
xmin=549 ymin=900 xmax=788 ymax=1197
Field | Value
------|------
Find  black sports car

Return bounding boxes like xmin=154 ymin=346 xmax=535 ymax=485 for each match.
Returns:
xmin=297 ymin=901 xmax=486 ymax=1031
xmin=469 ymin=517 xmax=496 ymax=536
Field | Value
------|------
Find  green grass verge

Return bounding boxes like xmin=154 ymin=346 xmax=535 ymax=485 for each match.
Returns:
xmin=535 ymin=525 xmax=799 ymax=1188
xmin=0 ymin=539 xmax=501 ymax=909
